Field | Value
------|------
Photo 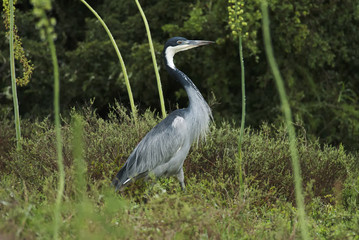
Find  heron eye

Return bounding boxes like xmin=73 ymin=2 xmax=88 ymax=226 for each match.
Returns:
xmin=176 ymin=40 xmax=183 ymax=44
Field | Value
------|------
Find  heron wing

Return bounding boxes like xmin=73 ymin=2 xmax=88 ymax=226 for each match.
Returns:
xmin=125 ymin=110 xmax=188 ymax=178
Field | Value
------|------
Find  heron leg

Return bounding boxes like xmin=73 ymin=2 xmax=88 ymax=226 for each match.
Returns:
xmin=177 ymin=168 xmax=186 ymax=191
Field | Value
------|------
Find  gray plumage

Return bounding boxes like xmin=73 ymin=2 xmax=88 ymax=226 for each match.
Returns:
xmin=112 ymin=37 xmax=213 ymax=191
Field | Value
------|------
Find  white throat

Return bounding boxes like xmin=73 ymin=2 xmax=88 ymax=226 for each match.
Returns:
xmin=165 ymin=44 xmax=198 ymax=69
xmin=165 ymin=46 xmax=176 ymax=69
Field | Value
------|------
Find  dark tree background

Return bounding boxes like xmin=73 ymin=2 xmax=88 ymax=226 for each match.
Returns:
xmin=1 ymin=0 xmax=358 ymax=150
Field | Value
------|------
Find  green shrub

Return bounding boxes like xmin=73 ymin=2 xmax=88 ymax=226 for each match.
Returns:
xmin=0 ymin=106 xmax=358 ymax=239
xmin=1 ymin=105 xmax=355 ymax=203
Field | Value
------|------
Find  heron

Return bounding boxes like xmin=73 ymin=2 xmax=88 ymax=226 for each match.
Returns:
xmin=112 ymin=37 xmax=213 ymax=191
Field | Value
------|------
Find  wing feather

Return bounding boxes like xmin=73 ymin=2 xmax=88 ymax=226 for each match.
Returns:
xmin=125 ymin=110 xmax=187 ymax=178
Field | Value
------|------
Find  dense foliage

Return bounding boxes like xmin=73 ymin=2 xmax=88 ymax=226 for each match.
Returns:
xmin=0 ymin=0 xmax=358 ymax=150
xmin=1 ymin=1 xmax=359 ymax=238
xmin=0 ymin=108 xmax=359 ymax=239
xmin=0 ymin=107 xmax=358 ymax=238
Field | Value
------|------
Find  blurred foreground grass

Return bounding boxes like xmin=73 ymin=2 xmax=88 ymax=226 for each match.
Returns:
xmin=0 ymin=104 xmax=358 ymax=239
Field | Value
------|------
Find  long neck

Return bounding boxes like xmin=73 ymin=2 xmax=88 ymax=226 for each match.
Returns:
xmin=164 ymin=54 xmax=212 ymax=142
xmin=165 ymin=63 xmax=208 ymax=109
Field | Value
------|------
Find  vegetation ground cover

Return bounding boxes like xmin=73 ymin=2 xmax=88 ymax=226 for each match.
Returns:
xmin=1 ymin=106 xmax=358 ymax=239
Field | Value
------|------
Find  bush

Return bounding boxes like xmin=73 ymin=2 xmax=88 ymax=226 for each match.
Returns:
xmin=0 ymin=105 xmax=355 ymax=203
xmin=0 ymin=105 xmax=358 ymax=239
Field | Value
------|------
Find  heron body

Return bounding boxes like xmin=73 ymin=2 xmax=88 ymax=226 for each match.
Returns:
xmin=112 ymin=37 xmax=213 ymax=191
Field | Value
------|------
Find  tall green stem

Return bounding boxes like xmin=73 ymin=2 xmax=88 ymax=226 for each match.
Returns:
xmin=72 ymin=114 xmax=86 ymax=201
xmin=80 ymin=0 xmax=137 ymax=121
xmin=135 ymin=0 xmax=167 ymax=118
xmin=46 ymin=25 xmax=64 ymax=240
xmin=261 ymin=1 xmax=309 ymax=239
xmin=237 ymin=35 xmax=245 ymax=193
xmin=232 ymin=0 xmax=246 ymax=195
xmin=9 ymin=0 xmax=21 ymax=150
xmin=31 ymin=0 xmax=65 ymax=237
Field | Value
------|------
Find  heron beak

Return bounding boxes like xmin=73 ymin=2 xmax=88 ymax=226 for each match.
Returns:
xmin=189 ymin=40 xmax=215 ymax=47
xmin=178 ymin=40 xmax=214 ymax=52
xmin=175 ymin=40 xmax=214 ymax=53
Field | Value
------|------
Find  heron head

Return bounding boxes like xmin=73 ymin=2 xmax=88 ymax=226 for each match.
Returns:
xmin=164 ymin=37 xmax=214 ymax=54
xmin=163 ymin=37 xmax=214 ymax=69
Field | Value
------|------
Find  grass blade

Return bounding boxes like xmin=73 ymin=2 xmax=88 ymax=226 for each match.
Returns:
xmin=72 ymin=114 xmax=86 ymax=200
xmin=229 ymin=0 xmax=246 ymax=195
xmin=261 ymin=1 xmax=310 ymax=239
xmin=80 ymin=0 xmax=137 ymax=121
xmin=71 ymin=114 xmax=87 ymax=238
xmin=135 ymin=0 xmax=167 ymax=118
xmin=30 ymin=0 xmax=65 ymax=237
xmin=8 ymin=0 xmax=21 ymax=150
xmin=237 ymin=34 xmax=245 ymax=195
xmin=48 ymin=21 xmax=64 ymax=240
